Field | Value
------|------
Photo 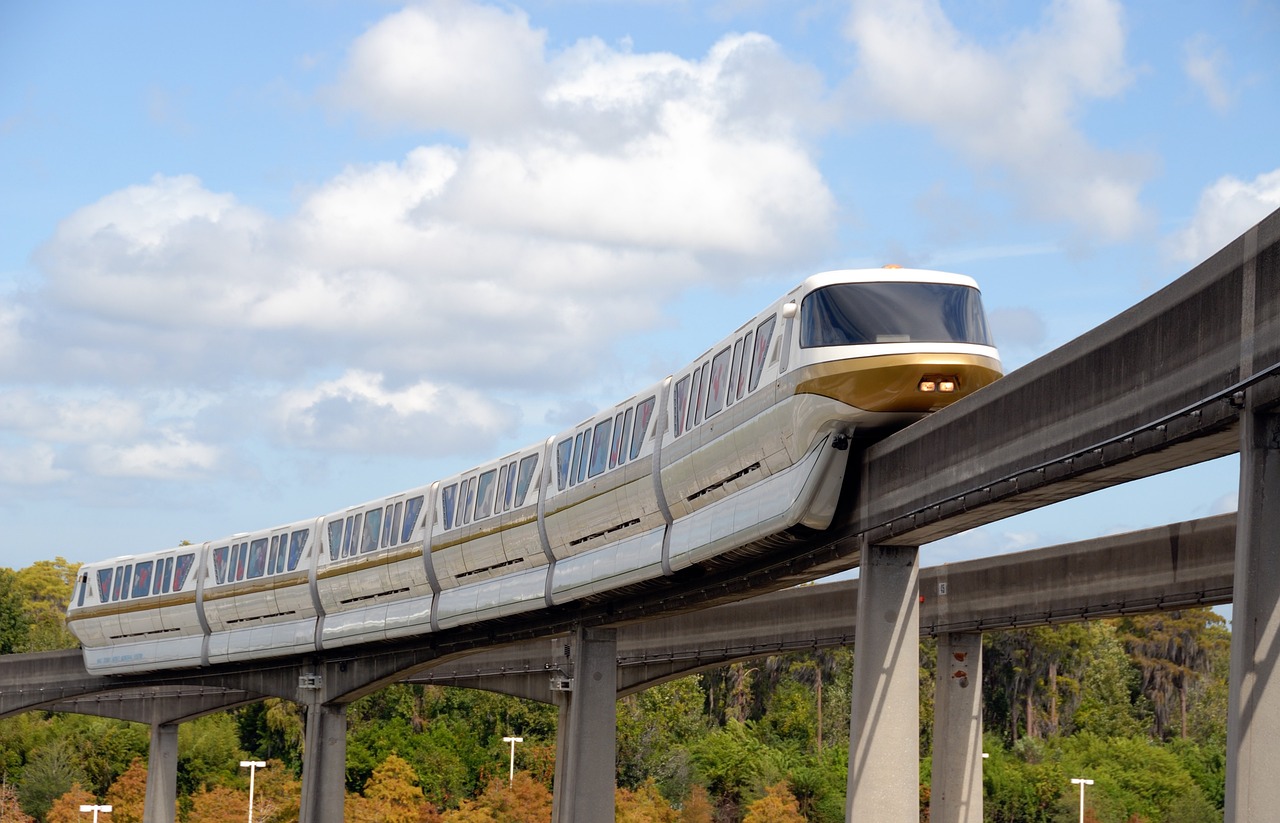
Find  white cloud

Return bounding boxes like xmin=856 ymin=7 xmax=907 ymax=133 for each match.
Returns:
xmin=274 ymin=369 xmax=518 ymax=456
xmin=843 ymin=0 xmax=1149 ymax=241
xmin=83 ymin=432 xmax=222 ymax=479
xmin=1184 ymin=34 xmax=1235 ymax=113
xmin=0 ymin=444 xmax=71 ymax=486
xmin=1168 ymin=168 xmax=1280 ymax=263
xmin=330 ymin=1 xmax=548 ymax=135
xmin=0 ymin=390 xmax=145 ymax=444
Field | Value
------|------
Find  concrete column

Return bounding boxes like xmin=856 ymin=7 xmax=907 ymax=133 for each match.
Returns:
xmin=1225 ymin=409 xmax=1280 ymax=821
xmin=930 ymin=632 xmax=984 ymax=823
xmin=552 ymin=626 xmax=617 ymax=823
xmin=847 ymin=542 xmax=920 ymax=822
xmin=299 ymin=702 xmax=348 ymax=823
xmin=143 ymin=721 xmax=179 ymax=823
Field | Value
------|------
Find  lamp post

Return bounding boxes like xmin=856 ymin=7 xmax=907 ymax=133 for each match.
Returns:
xmin=79 ymin=805 xmax=112 ymax=822
xmin=1070 ymin=778 xmax=1094 ymax=823
xmin=240 ymin=760 xmax=267 ymax=823
xmin=502 ymin=736 xmax=523 ymax=786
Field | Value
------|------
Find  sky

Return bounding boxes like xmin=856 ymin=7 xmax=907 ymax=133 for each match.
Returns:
xmin=2 ymin=0 xmax=1278 ymax=577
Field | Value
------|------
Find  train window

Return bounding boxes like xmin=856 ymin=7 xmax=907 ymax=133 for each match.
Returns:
xmin=275 ymin=536 xmax=287 ymax=573
xmin=268 ymin=536 xmax=279 ymax=574
xmin=165 ymin=556 xmax=175 ymax=593
xmin=214 ymin=546 xmax=229 ymax=583
xmin=230 ymin=544 xmax=240 ymax=578
xmin=474 ymin=469 xmax=497 ymax=520
xmin=441 ymin=485 xmax=458 ymax=530
xmin=460 ymin=479 xmax=474 ymax=526
xmin=611 ymin=409 xmax=627 ymax=465
xmin=506 ymin=462 xmax=518 ymax=511
xmin=77 ymin=575 xmax=87 ymax=607
xmin=381 ymin=505 xmax=394 ymax=547
xmin=121 ymin=565 xmax=133 ymax=600
xmin=673 ymin=375 xmax=690 ymax=437
xmin=289 ymin=529 xmax=309 ymax=570
xmin=248 ymin=539 xmax=268 ymax=578
xmin=609 ymin=412 xmax=625 ymax=469
xmin=749 ymin=316 xmax=776 ymax=392
xmin=152 ymin=558 xmax=164 ymax=595
xmin=351 ymin=513 xmax=365 ymax=552
xmin=575 ymin=428 xmax=593 ymax=485
xmin=515 ymin=455 xmax=539 ymax=506
xmin=327 ymin=521 xmax=344 ymax=561
xmin=631 ymin=397 xmax=655 ymax=460
xmin=362 ymin=508 xmax=382 ymax=553
xmin=727 ymin=338 xmax=745 ymax=407
xmin=132 ymin=561 xmax=153 ymax=598
xmin=174 ymin=554 xmax=195 ymax=590
xmin=555 ymin=439 xmax=573 ymax=490
xmin=568 ymin=432 xmax=585 ymax=487
xmin=705 ymin=347 xmax=731 ymax=418
xmin=799 ymin=282 xmax=993 ymax=347
xmin=97 ymin=569 xmax=112 ymax=603
xmin=402 ymin=496 xmax=424 ymax=542
xmin=496 ymin=464 xmax=509 ymax=510
xmin=342 ymin=516 xmax=358 ymax=557
xmin=588 ymin=418 xmax=612 ymax=478
xmin=391 ymin=502 xmax=404 ymax=545
xmin=737 ymin=331 xmax=754 ymax=400
xmin=686 ymin=365 xmax=704 ymax=432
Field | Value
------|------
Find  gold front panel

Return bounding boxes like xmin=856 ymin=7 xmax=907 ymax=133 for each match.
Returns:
xmin=793 ymin=353 xmax=1003 ymax=413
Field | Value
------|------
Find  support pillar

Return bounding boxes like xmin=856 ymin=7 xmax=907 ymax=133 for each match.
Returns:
xmin=1225 ymin=408 xmax=1280 ymax=821
xmin=299 ymin=702 xmax=348 ymax=823
xmin=929 ymin=632 xmax=984 ymax=823
xmin=143 ymin=721 xmax=178 ymax=823
xmin=552 ymin=626 xmax=617 ymax=823
xmin=847 ymin=542 xmax=920 ymax=822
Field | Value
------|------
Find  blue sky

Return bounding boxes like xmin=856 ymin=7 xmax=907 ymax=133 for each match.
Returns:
xmin=2 ymin=0 xmax=1277 ymax=573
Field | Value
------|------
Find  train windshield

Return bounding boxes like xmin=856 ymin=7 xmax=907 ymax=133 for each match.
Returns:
xmin=800 ymin=282 xmax=993 ymax=348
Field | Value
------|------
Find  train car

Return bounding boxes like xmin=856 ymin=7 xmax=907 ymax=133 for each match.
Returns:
xmin=68 ymin=268 xmax=1001 ymax=674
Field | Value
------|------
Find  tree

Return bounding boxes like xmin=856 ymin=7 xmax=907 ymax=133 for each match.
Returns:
xmin=0 ymin=782 xmax=35 ymax=823
xmin=42 ymin=784 xmax=94 ymax=823
xmin=463 ymin=773 xmax=551 ymax=823
xmin=13 ymin=559 xmax=80 ymax=652
xmin=742 ymin=782 xmax=805 ymax=823
xmin=347 ymin=753 xmax=434 ymax=823
xmin=16 ymin=741 xmax=89 ymax=821
xmin=678 ymin=785 xmax=715 ymax=823
xmin=0 ymin=569 xmax=31 ymax=654
xmin=103 ymin=758 xmax=148 ymax=823
xmin=1116 ymin=609 xmax=1226 ymax=740
xmin=187 ymin=784 xmax=250 ymax=823
xmin=616 ymin=779 xmax=677 ymax=823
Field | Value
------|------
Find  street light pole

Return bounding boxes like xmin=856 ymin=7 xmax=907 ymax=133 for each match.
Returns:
xmin=79 ymin=804 xmax=112 ymax=822
xmin=1070 ymin=778 xmax=1094 ymax=823
xmin=240 ymin=760 xmax=267 ymax=823
xmin=501 ymin=736 xmax=523 ymax=786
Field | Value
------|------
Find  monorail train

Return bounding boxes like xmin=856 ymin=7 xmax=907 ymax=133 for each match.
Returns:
xmin=67 ymin=268 xmax=1002 ymax=674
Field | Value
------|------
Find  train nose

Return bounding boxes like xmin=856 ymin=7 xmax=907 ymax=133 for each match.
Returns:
xmin=794 ymin=354 xmax=1003 ymax=413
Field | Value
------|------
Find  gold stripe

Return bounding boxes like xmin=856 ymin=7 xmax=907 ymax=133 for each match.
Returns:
xmin=205 ymin=574 xmax=311 ymax=601
xmin=793 ymin=352 xmax=1002 ymax=413
xmin=68 ymin=591 xmax=198 ymax=622
xmin=316 ymin=543 xmax=424 ymax=580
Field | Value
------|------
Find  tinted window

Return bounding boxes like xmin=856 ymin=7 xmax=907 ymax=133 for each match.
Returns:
xmin=631 ymin=397 xmax=655 ymax=460
xmin=289 ymin=529 xmax=309 ymax=570
xmin=133 ymin=561 xmax=153 ymax=598
xmin=475 ymin=469 xmax=498 ymax=519
xmin=162 ymin=556 xmax=174 ymax=593
xmin=460 ymin=480 xmax=474 ymax=525
xmin=727 ymin=337 xmax=745 ymax=406
xmin=98 ymin=568 xmax=113 ymax=602
xmin=672 ymin=376 xmax=690 ymax=438
xmin=391 ymin=502 xmax=404 ymax=544
xmin=214 ymin=546 xmax=230 ymax=583
xmin=555 ymin=439 xmax=573 ymax=491
xmin=120 ymin=565 xmax=133 ymax=599
xmin=248 ymin=539 xmax=268 ymax=578
xmin=441 ymin=485 xmax=458 ymax=530
xmin=705 ymin=347 xmax=731 ymax=418
xmin=174 ymin=553 xmax=195 ymax=590
xmin=736 ymin=331 xmax=754 ymax=400
xmin=496 ymin=464 xmax=510 ymax=510
xmin=749 ymin=316 xmax=776 ymax=392
xmin=382 ymin=505 xmax=395 ymax=547
xmin=515 ymin=455 xmax=539 ymax=506
xmin=341 ymin=516 xmax=356 ymax=557
xmin=686 ymin=365 xmax=705 ymax=431
xmin=588 ymin=419 xmax=612 ymax=478
xmin=800 ymin=282 xmax=993 ymax=347
xmin=327 ymin=521 xmax=344 ymax=561
xmin=362 ymin=509 xmax=382 ymax=553
xmin=609 ymin=413 xmax=626 ymax=469
xmin=402 ymin=496 xmax=424 ymax=542
xmin=618 ymin=408 xmax=634 ymax=467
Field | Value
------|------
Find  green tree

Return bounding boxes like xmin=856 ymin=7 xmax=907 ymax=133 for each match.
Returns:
xmin=1073 ymin=623 xmax=1150 ymax=739
xmin=16 ymin=741 xmax=89 ymax=821
xmin=13 ymin=559 xmax=80 ymax=652
xmin=0 ymin=568 xmax=31 ymax=654
xmin=1116 ymin=609 xmax=1224 ymax=740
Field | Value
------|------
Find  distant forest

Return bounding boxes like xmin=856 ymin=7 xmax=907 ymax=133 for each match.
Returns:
xmin=0 ymin=559 xmax=1229 ymax=822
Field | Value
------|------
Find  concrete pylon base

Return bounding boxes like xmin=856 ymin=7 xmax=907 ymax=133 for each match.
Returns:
xmin=552 ymin=626 xmax=618 ymax=823
xmin=930 ymin=633 xmax=984 ymax=823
